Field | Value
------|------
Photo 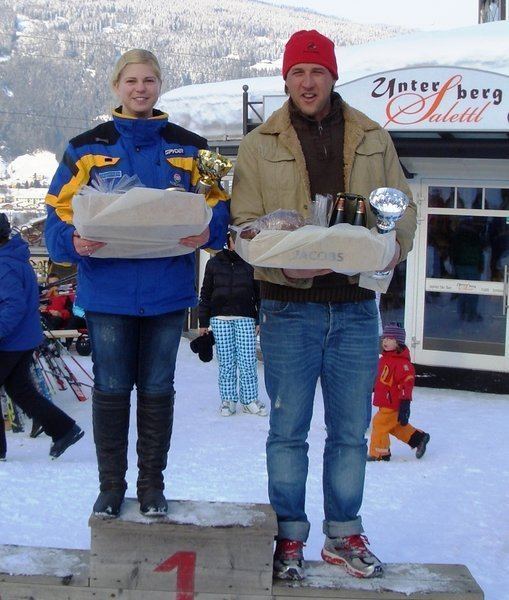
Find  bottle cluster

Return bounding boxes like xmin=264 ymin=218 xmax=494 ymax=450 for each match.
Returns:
xmin=329 ymin=193 xmax=366 ymax=227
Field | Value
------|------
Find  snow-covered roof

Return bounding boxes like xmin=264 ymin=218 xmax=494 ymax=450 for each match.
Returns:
xmin=157 ymin=21 xmax=509 ymax=140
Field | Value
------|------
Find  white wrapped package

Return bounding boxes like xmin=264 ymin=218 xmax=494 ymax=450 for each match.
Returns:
xmin=358 ymin=270 xmax=394 ymax=294
xmin=72 ymin=187 xmax=212 ymax=259
xmin=234 ymin=224 xmax=396 ymax=275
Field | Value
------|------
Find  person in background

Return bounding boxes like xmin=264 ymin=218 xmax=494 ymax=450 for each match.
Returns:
xmin=198 ymin=231 xmax=265 ymax=417
xmin=39 ymin=274 xmax=72 ymax=330
xmin=44 ymin=49 xmax=229 ymax=518
xmin=231 ymin=30 xmax=417 ymax=580
xmin=0 ymin=213 xmax=84 ymax=462
xmin=450 ymin=219 xmax=484 ymax=322
xmin=368 ymin=323 xmax=430 ymax=461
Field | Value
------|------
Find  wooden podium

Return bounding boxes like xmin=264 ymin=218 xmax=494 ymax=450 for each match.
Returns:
xmin=0 ymin=498 xmax=484 ymax=599
xmin=90 ymin=498 xmax=275 ymax=597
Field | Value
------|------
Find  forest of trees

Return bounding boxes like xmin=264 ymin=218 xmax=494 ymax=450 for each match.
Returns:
xmin=0 ymin=0 xmax=405 ymax=160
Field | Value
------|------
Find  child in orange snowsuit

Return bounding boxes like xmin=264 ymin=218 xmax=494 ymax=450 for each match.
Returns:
xmin=368 ymin=323 xmax=430 ymax=461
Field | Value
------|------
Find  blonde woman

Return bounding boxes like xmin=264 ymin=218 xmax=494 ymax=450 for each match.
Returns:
xmin=45 ymin=49 xmax=229 ymax=518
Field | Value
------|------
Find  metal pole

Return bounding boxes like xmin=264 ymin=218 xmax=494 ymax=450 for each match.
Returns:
xmin=242 ymin=85 xmax=249 ymax=137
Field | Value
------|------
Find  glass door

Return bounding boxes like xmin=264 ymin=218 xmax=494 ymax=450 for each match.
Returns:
xmin=414 ymin=183 xmax=509 ymax=371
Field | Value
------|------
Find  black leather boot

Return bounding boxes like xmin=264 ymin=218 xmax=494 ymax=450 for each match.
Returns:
xmin=408 ymin=430 xmax=431 ymax=459
xmin=136 ymin=392 xmax=174 ymax=516
xmin=92 ymin=389 xmax=130 ymax=518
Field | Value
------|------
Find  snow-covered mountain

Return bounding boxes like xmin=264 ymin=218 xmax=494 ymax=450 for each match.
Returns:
xmin=0 ymin=0 xmax=406 ymax=160
xmin=4 ymin=151 xmax=57 ymax=186
xmin=2 ymin=21 xmax=506 ymax=186
xmin=157 ymin=21 xmax=509 ymax=139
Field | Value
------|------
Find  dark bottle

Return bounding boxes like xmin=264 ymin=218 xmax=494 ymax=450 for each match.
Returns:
xmin=352 ymin=198 xmax=366 ymax=227
xmin=330 ymin=196 xmax=346 ymax=226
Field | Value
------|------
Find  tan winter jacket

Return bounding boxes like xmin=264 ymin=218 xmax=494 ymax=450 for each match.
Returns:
xmin=231 ymin=98 xmax=417 ymax=288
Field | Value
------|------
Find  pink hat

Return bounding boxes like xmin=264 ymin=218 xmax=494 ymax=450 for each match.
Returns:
xmin=282 ymin=30 xmax=338 ymax=80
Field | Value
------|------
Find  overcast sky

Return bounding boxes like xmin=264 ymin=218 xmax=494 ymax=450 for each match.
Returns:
xmin=262 ymin=0 xmax=480 ymax=30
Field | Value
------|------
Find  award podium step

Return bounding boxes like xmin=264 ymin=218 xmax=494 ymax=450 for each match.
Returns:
xmin=0 ymin=498 xmax=484 ymax=599
xmin=273 ymin=562 xmax=484 ymax=599
xmin=89 ymin=497 xmax=276 ymax=596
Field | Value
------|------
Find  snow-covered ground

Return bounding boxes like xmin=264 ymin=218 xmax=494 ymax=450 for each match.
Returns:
xmin=0 ymin=338 xmax=507 ymax=599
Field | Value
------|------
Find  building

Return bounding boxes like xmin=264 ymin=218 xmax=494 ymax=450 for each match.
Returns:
xmin=478 ymin=0 xmax=507 ymax=22
xmin=158 ymin=22 xmax=509 ymax=390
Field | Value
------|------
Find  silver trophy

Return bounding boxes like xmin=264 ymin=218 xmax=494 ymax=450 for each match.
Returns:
xmin=369 ymin=187 xmax=409 ymax=278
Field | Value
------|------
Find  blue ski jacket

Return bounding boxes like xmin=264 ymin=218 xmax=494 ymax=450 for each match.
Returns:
xmin=45 ymin=109 xmax=230 ymax=316
xmin=0 ymin=234 xmax=44 ymax=351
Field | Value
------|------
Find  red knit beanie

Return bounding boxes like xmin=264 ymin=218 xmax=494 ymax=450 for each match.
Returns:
xmin=282 ymin=30 xmax=338 ymax=80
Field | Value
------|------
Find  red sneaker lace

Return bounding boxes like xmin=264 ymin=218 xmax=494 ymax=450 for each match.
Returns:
xmin=277 ymin=539 xmax=304 ymax=560
xmin=344 ymin=534 xmax=370 ymax=554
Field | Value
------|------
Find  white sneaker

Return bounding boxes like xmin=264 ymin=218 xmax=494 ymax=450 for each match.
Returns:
xmin=321 ymin=534 xmax=383 ymax=578
xmin=220 ymin=401 xmax=236 ymax=416
xmin=242 ymin=400 xmax=268 ymax=416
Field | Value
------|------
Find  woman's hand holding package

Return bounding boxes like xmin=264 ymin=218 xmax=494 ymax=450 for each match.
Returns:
xmin=180 ymin=226 xmax=210 ymax=249
xmin=73 ymin=231 xmax=106 ymax=256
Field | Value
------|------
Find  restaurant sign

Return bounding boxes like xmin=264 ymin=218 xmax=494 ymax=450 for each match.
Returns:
xmin=263 ymin=67 xmax=508 ymax=131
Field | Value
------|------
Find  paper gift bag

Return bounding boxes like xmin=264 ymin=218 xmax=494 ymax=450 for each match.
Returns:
xmin=234 ymin=224 xmax=395 ymax=275
xmin=72 ymin=187 xmax=212 ymax=258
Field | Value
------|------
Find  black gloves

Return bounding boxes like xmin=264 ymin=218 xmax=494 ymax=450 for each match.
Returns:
xmin=398 ymin=399 xmax=411 ymax=426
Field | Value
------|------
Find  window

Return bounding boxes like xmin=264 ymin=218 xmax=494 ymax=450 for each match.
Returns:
xmin=428 ymin=186 xmax=509 ymax=211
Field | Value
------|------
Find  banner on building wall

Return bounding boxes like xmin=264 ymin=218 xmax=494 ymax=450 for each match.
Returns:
xmin=263 ymin=67 xmax=508 ymax=131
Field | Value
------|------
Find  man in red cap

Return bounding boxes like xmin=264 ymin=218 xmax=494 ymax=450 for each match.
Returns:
xmin=231 ymin=30 xmax=416 ymax=581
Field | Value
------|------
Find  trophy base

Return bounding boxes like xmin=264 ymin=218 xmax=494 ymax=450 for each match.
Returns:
xmin=196 ymin=181 xmax=212 ymax=195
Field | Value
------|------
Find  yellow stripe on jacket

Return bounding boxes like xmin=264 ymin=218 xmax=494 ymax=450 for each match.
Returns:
xmin=45 ymin=155 xmax=121 ymax=223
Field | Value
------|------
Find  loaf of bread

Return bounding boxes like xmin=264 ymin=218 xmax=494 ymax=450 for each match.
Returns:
xmin=239 ymin=209 xmax=305 ymax=239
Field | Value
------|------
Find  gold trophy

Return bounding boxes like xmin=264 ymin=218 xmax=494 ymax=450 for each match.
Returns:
xmin=196 ymin=149 xmax=233 ymax=195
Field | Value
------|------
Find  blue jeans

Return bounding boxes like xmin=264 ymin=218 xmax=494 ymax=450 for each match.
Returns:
xmin=86 ymin=310 xmax=186 ymax=395
xmin=260 ymin=299 xmax=379 ymax=542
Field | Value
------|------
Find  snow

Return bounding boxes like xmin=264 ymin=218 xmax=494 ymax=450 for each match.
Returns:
xmin=298 ymin=562 xmax=464 ymax=595
xmin=5 ymin=151 xmax=58 ymax=186
xmin=112 ymin=497 xmax=268 ymax=527
xmin=2 ymin=22 xmax=507 ymax=183
xmin=15 ymin=15 xmax=34 ymax=34
xmin=1 ymin=85 xmax=13 ymax=98
xmin=0 ymin=338 xmax=507 ymax=599
xmin=0 ymin=546 xmax=85 ymax=578
xmin=157 ymin=21 xmax=509 ymax=139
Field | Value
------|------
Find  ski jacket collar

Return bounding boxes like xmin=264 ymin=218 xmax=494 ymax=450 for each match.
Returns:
xmin=288 ymin=91 xmax=343 ymax=126
xmin=382 ymin=346 xmax=411 ymax=361
xmin=112 ymin=107 xmax=169 ymax=147
xmin=258 ymin=92 xmax=380 ymax=136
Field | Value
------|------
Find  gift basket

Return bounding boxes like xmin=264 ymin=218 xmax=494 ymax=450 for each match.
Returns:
xmin=72 ymin=176 xmax=212 ymax=259
xmin=233 ymin=188 xmax=409 ymax=292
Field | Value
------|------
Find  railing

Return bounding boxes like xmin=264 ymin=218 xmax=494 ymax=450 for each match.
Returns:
xmin=242 ymin=84 xmax=263 ymax=136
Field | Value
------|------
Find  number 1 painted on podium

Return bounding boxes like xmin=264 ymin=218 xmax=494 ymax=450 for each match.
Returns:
xmin=155 ymin=551 xmax=196 ymax=600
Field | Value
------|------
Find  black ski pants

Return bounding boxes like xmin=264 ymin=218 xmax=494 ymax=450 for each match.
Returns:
xmin=0 ymin=349 xmax=75 ymax=456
